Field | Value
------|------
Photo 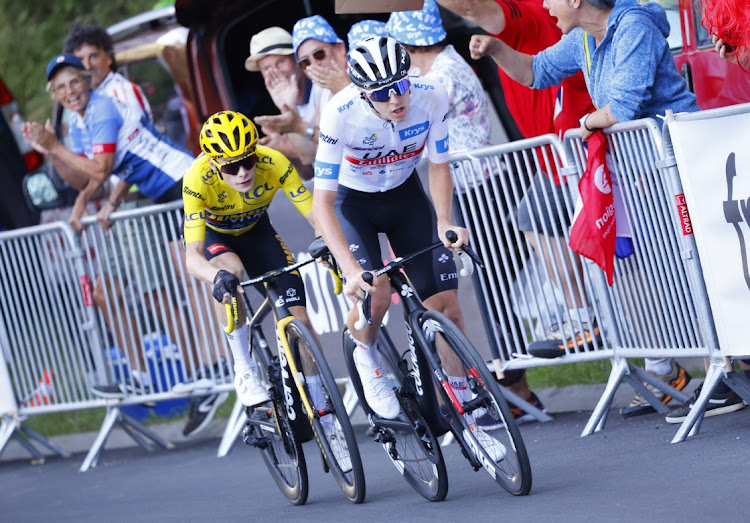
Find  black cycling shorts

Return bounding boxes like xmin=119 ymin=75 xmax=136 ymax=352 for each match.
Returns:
xmin=202 ymin=214 xmax=306 ymax=307
xmin=335 ymin=171 xmax=458 ymax=300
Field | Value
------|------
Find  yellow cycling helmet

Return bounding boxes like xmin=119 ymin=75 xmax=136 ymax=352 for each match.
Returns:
xmin=199 ymin=110 xmax=258 ymax=160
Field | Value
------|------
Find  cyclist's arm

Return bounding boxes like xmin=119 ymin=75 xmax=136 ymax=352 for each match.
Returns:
xmin=312 ymin=188 xmax=360 ymax=278
xmin=184 ymin=239 xmax=220 ymax=285
xmin=428 ymin=160 xmax=469 ymax=248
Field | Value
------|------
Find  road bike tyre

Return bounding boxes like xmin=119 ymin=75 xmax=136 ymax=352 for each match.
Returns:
xmin=342 ymin=333 xmax=448 ymax=502
xmin=287 ymin=319 xmax=366 ymax=504
xmin=255 ymin=379 xmax=309 ymax=505
xmin=421 ymin=311 xmax=532 ymax=496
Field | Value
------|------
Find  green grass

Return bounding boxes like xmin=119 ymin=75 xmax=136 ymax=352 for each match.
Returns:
xmin=23 ymin=358 xmax=709 ymax=438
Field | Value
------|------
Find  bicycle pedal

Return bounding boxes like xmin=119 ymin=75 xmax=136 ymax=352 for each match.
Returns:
xmin=242 ymin=427 xmax=269 ymax=449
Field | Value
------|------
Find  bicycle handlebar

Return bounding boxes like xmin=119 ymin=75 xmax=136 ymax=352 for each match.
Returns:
xmin=224 ymin=236 xmax=344 ymax=333
xmin=353 ymin=230 xmax=483 ymax=331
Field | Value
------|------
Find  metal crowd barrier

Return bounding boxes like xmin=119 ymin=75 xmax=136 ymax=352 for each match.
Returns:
xmin=450 ymin=135 xmax=610 ymax=421
xmin=660 ymin=104 xmax=750 ymax=442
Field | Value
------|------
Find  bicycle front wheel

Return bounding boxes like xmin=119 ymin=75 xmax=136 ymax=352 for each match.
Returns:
xmin=421 ymin=311 xmax=532 ymax=496
xmin=251 ymin=388 xmax=309 ymax=505
xmin=343 ymin=331 xmax=448 ymax=502
xmin=287 ymin=319 xmax=366 ymax=504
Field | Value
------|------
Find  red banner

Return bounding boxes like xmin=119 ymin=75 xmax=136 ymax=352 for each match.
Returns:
xmin=569 ymin=131 xmax=616 ymax=285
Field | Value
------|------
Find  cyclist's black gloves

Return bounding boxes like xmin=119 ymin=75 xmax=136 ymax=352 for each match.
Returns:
xmin=212 ymin=270 xmax=239 ymax=303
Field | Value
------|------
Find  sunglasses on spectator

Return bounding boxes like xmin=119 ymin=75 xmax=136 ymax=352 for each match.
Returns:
xmin=217 ymin=153 xmax=258 ymax=176
xmin=298 ymin=48 xmax=327 ymax=70
xmin=366 ymin=79 xmax=410 ymax=103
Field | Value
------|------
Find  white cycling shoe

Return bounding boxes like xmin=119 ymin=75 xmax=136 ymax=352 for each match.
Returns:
xmin=234 ymin=368 xmax=269 ymax=407
xmin=464 ymin=415 xmax=506 ymax=462
xmin=353 ymin=348 xmax=400 ymax=419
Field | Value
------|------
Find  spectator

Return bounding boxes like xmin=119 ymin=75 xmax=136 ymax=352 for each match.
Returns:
xmin=347 ymin=20 xmax=387 ymax=49
xmin=254 ymin=15 xmax=350 ymax=145
xmin=245 ymin=26 xmax=317 ymax=180
xmin=22 ymin=54 xmax=194 ymax=401
xmin=65 ymin=24 xmax=226 ymax=438
xmin=436 ymin=0 xmax=595 ymax=420
xmin=702 ymin=0 xmax=750 ymax=68
xmin=469 ymin=0 xmax=700 ymax=417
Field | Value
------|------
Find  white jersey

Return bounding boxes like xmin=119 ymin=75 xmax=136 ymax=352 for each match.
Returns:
xmin=314 ymin=76 xmax=450 ymax=193
xmin=97 ymin=71 xmax=152 ymax=120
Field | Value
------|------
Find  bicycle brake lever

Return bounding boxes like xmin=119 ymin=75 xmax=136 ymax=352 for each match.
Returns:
xmin=445 ymin=229 xmax=485 ymax=271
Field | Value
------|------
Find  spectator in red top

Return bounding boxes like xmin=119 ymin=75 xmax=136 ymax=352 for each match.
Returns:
xmin=436 ymin=0 xmax=596 ymax=412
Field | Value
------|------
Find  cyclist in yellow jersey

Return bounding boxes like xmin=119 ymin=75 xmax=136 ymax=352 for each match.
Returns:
xmin=183 ymin=111 xmax=317 ymax=408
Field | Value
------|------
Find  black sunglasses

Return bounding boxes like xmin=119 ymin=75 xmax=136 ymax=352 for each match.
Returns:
xmin=298 ymin=48 xmax=327 ymax=70
xmin=218 ymin=153 xmax=258 ymax=176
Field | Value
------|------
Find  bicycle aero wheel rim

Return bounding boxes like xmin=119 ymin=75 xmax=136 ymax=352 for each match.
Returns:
xmin=257 ymin=400 xmax=309 ymax=505
xmin=421 ymin=311 xmax=532 ymax=496
xmin=389 ymin=394 xmax=449 ymax=501
xmin=287 ymin=320 xmax=366 ymax=504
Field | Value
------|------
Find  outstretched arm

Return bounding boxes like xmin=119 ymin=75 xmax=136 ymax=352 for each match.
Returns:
xmin=436 ymin=0 xmax=506 ymax=35
xmin=469 ymin=34 xmax=534 ymax=87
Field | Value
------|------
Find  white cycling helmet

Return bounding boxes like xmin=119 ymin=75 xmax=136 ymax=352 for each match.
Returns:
xmin=347 ymin=36 xmax=410 ymax=91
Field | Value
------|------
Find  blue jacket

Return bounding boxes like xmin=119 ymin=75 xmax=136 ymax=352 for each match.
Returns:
xmin=531 ymin=0 xmax=698 ymax=122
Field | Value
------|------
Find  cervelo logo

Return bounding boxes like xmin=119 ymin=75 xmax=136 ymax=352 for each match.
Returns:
xmin=276 ymin=335 xmax=297 ymax=420
xmin=405 ymin=323 xmax=423 ymax=396
xmin=338 ymin=100 xmax=354 ymax=113
xmin=399 ymin=121 xmax=428 ymax=140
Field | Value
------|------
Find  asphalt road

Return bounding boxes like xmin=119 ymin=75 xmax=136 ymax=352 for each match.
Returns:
xmin=5 ymin=408 xmax=750 ymax=522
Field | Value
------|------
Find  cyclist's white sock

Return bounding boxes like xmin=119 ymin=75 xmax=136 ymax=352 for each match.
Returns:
xmin=448 ymin=375 xmax=471 ymax=403
xmin=351 ymin=337 xmax=382 ymax=367
xmin=645 ymin=357 xmax=672 ymax=376
xmin=225 ymin=324 xmax=256 ymax=371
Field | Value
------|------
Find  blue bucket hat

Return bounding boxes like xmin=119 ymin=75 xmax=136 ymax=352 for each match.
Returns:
xmin=292 ymin=15 xmax=343 ymax=60
xmin=46 ymin=53 xmax=85 ymax=81
xmin=386 ymin=0 xmax=447 ymax=47
xmin=347 ymin=20 xmax=387 ymax=49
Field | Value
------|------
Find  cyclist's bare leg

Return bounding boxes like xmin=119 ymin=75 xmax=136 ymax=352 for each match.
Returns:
xmin=345 ymin=273 xmax=392 ymax=346
xmin=423 ymin=289 xmax=465 ymax=375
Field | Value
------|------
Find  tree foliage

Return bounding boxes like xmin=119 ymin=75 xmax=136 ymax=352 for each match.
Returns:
xmin=0 ymin=0 xmax=159 ymax=122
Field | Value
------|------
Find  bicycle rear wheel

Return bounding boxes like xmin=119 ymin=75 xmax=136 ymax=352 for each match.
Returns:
xmin=287 ymin=319 xmax=366 ymax=504
xmin=343 ymin=333 xmax=448 ymax=502
xmin=249 ymin=392 xmax=309 ymax=505
xmin=421 ymin=311 xmax=532 ymax=496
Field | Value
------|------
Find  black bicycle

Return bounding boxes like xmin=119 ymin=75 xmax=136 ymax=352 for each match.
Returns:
xmin=313 ymin=231 xmax=531 ymax=499
xmin=225 ymin=244 xmax=365 ymax=505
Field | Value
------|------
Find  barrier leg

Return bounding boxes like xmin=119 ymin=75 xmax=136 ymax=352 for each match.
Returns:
xmin=18 ymin=424 xmax=71 ymax=459
xmin=581 ymin=357 xmax=628 ymax=437
xmin=11 ymin=432 xmax=45 ymax=464
xmin=671 ymin=363 xmax=724 ymax=443
xmin=622 ymin=367 xmax=671 ymax=415
xmin=217 ymin=397 xmax=246 ymax=458
xmin=80 ymin=406 xmax=175 ymax=472
xmin=722 ymin=371 xmax=750 ymax=404
xmin=0 ymin=416 xmax=14 ymax=456
xmin=498 ymin=384 xmax=553 ymax=423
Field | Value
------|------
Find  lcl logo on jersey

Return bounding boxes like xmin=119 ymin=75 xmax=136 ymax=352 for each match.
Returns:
xmin=243 ymin=183 xmax=273 ymax=200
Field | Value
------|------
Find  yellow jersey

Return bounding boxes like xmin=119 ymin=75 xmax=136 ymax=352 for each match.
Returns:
xmin=182 ymin=145 xmax=312 ymax=244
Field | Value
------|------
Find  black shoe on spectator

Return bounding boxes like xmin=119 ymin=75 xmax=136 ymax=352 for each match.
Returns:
xmin=665 ymin=384 xmax=746 ymax=424
xmin=182 ymin=391 xmax=230 ymax=438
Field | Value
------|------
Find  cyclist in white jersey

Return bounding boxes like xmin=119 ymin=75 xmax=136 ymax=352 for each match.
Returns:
xmin=313 ymin=36 xmax=471 ymax=421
